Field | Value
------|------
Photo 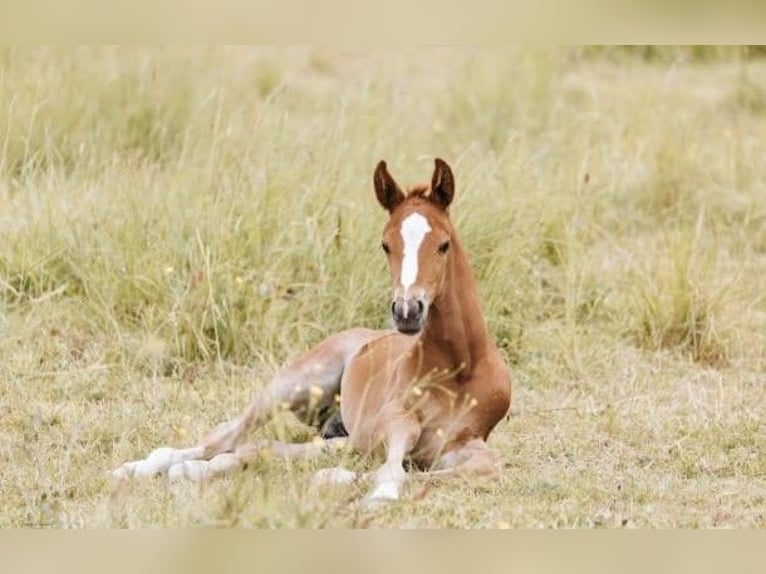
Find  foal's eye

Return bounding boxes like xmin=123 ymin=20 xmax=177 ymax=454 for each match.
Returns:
xmin=381 ymin=242 xmax=390 ymax=254
xmin=438 ymin=240 xmax=450 ymax=254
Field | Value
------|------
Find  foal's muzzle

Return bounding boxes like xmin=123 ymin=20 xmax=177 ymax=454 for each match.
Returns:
xmin=391 ymin=296 xmax=426 ymax=334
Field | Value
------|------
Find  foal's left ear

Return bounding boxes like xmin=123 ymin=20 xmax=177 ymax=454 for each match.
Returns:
xmin=374 ymin=160 xmax=405 ymax=212
xmin=430 ymin=158 xmax=455 ymax=209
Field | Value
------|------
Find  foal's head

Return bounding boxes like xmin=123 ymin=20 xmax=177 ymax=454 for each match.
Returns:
xmin=374 ymin=158 xmax=456 ymax=334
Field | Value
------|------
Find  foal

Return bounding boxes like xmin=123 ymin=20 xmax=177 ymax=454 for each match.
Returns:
xmin=113 ymin=159 xmax=512 ymax=503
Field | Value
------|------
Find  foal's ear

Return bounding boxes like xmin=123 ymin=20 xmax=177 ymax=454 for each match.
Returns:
xmin=374 ymin=160 xmax=405 ymax=212
xmin=430 ymin=158 xmax=455 ymax=209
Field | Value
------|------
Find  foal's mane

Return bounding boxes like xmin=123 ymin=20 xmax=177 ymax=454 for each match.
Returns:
xmin=405 ymin=183 xmax=431 ymax=199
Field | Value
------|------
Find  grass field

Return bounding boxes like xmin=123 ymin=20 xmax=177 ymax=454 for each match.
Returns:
xmin=1 ymin=46 xmax=765 ymax=528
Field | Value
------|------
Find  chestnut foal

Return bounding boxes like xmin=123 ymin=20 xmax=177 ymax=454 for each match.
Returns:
xmin=113 ymin=159 xmax=512 ymax=503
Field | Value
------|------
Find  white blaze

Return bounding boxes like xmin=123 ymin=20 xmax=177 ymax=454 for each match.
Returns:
xmin=400 ymin=212 xmax=431 ymax=290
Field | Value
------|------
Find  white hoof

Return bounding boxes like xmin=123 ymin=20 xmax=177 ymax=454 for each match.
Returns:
xmin=365 ymin=481 xmax=400 ymax=505
xmin=112 ymin=452 xmax=175 ymax=479
xmin=208 ymin=453 xmax=243 ymax=474
xmin=168 ymin=460 xmax=211 ymax=482
xmin=132 ymin=459 xmax=167 ymax=478
xmin=167 ymin=462 xmax=187 ymax=482
xmin=145 ymin=447 xmax=178 ymax=467
xmin=168 ymin=453 xmax=243 ymax=482
xmin=312 ymin=467 xmax=358 ymax=487
xmin=111 ymin=461 xmax=138 ymax=481
xmin=112 ymin=446 xmax=206 ymax=480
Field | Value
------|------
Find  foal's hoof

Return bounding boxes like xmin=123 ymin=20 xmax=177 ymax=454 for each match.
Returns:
xmin=111 ymin=462 xmax=137 ymax=481
xmin=311 ymin=467 xmax=358 ymax=487
xmin=168 ymin=460 xmax=211 ymax=482
xmin=111 ymin=458 xmax=165 ymax=480
xmin=168 ymin=453 xmax=244 ymax=482
xmin=363 ymin=482 xmax=400 ymax=507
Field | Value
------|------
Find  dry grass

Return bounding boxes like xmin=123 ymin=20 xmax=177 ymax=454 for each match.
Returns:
xmin=1 ymin=47 xmax=765 ymax=528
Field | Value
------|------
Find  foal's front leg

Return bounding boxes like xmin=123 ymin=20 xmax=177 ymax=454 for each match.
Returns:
xmin=313 ymin=416 xmax=421 ymax=502
xmin=112 ymin=328 xmax=381 ymax=480
xmin=364 ymin=417 xmax=421 ymax=503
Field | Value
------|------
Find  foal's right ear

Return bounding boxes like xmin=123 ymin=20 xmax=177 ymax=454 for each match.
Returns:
xmin=430 ymin=158 xmax=455 ymax=210
xmin=374 ymin=160 xmax=405 ymax=212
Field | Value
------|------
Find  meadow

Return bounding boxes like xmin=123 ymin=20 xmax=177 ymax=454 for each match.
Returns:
xmin=1 ymin=46 xmax=764 ymax=527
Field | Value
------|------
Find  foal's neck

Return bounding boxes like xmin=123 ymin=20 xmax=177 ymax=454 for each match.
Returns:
xmin=420 ymin=235 xmax=490 ymax=379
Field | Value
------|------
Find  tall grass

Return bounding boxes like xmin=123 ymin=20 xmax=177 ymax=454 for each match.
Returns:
xmin=625 ymin=214 xmax=731 ymax=366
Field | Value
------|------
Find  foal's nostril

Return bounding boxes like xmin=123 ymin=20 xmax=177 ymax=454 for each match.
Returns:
xmin=392 ymin=297 xmax=425 ymax=326
xmin=391 ymin=296 xmax=425 ymax=333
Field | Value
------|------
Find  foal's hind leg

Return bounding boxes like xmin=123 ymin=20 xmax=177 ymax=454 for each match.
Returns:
xmin=416 ymin=438 xmax=500 ymax=482
xmin=166 ymin=437 xmax=349 ymax=481
xmin=112 ymin=328 xmax=382 ymax=480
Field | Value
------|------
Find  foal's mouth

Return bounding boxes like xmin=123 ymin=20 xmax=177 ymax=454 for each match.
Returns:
xmin=395 ymin=321 xmax=422 ymax=335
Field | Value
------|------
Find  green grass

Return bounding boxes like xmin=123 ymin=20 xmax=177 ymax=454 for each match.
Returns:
xmin=1 ymin=47 xmax=765 ymax=528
